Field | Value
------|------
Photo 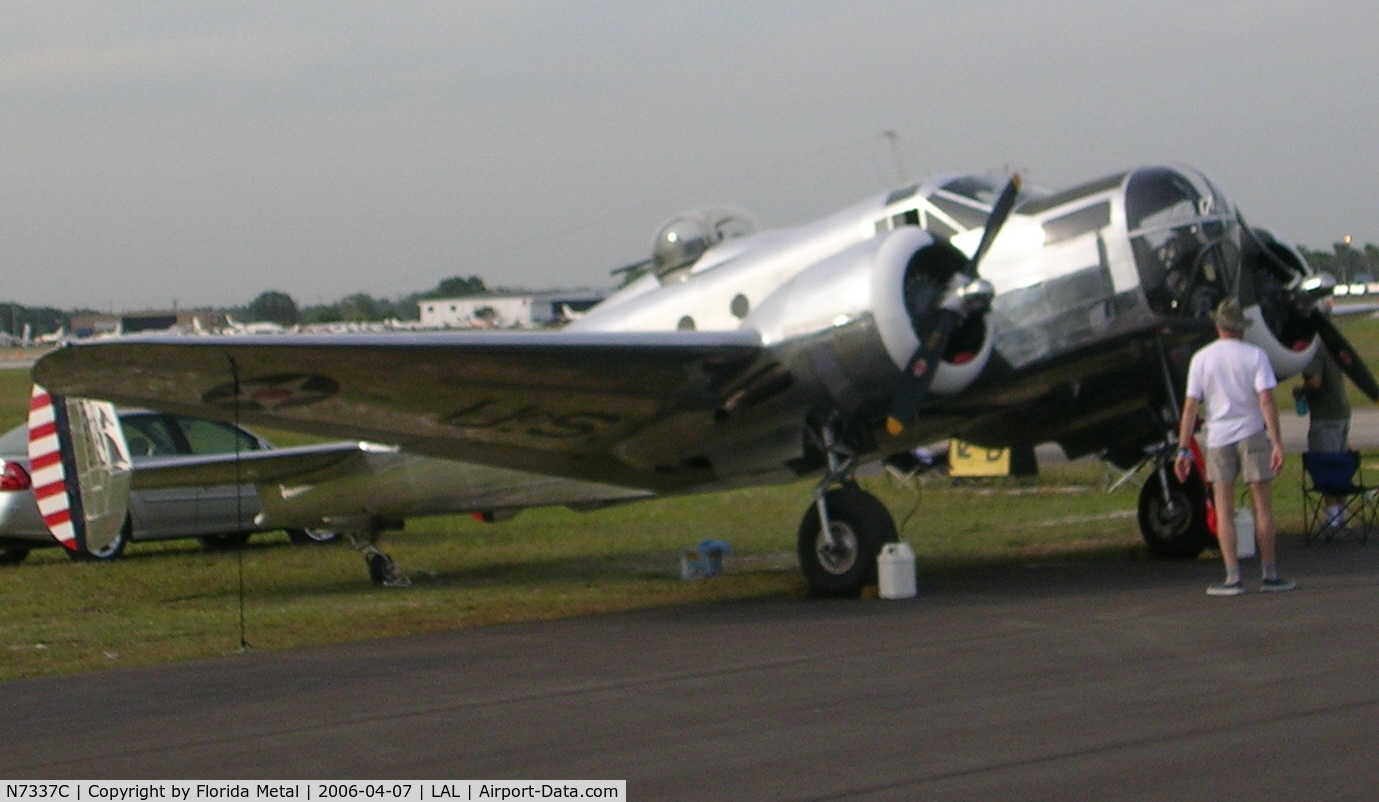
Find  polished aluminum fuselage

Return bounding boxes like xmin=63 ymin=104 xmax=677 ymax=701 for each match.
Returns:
xmin=32 ymin=166 xmax=1321 ymax=530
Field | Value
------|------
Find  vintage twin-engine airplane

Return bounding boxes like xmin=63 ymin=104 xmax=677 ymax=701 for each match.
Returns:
xmin=31 ymin=164 xmax=1379 ymax=595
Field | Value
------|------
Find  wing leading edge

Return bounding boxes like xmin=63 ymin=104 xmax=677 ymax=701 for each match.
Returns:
xmin=33 ymin=330 xmax=767 ymax=491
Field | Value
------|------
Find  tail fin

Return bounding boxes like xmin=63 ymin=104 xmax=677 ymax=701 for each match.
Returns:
xmin=27 ymin=385 xmax=132 ymax=556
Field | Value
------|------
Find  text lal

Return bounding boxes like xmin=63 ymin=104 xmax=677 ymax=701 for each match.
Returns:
xmin=428 ymin=786 xmax=585 ymax=799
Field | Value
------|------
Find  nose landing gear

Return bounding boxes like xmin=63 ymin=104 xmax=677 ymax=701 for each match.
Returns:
xmin=795 ymin=418 xmax=897 ymax=597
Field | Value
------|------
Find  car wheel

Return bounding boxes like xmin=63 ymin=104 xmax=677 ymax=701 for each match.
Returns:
xmin=0 ymin=544 xmax=31 ymax=565
xmin=287 ymin=527 xmax=341 ymax=545
xmin=69 ymin=517 xmax=131 ymax=561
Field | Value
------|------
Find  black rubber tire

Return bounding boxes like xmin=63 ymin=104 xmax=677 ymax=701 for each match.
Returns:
xmin=0 ymin=544 xmax=31 ymax=565
xmin=198 ymin=532 xmax=252 ymax=551
xmin=797 ymin=485 xmax=896 ymax=597
xmin=365 ymin=551 xmax=393 ymax=586
xmin=1138 ymin=467 xmax=1212 ymax=559
xmin=287 ymin=527 xmax=341 ymax=545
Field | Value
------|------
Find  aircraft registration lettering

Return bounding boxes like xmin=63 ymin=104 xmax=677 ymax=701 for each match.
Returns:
xmin=441 ymin=398 xmax=621 ymax=440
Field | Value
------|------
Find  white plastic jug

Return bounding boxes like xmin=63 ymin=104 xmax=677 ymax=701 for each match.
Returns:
xmin=877 ymin=542 xmax=917 ymax=599
xmin=1234 ymin=509 xmax=1256 ymax=559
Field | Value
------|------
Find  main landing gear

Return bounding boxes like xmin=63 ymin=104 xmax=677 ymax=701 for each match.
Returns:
xmin=341 ymin=518 xmax=411 ymax=588
xmin=1131 ymin=332 xmax=1212 ymax=559
xmin=795 ymin=419 xmax=897 ymax=597
xmin=1136 ymin=446 xmax=1212 ymax=559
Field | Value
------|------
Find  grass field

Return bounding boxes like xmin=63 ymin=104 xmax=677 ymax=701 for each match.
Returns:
xmin=3 ymin=316 xmax=1378 ymax=680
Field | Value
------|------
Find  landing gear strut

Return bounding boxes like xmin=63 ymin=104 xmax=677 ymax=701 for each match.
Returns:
xmin=1134 ymin=332 xmax=1211 ymax=558
xmin=795 ymin=419 xmax=897 ymax=596
xmin=343 ymin=519 xmax=411 ymax=587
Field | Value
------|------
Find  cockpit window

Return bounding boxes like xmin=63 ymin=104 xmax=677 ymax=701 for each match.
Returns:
xmin=939 ymin=176 xmax=1005 ymax=205
xmin=928 ymin=175 xmax=1040 ymax=232
xmin=926 ymin=195 xmax=989 ymax=230
xmin=1125 ymin=168 xmax=1205 ymax=232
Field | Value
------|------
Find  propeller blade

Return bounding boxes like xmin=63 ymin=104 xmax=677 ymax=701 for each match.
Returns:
xmin=887 ymin=311 xmax=961 ymax=436
xmin=967 ymin=174 xmax=1023 ymax=273
xmin=1312 ymin=311 xmax=1379 ymax=402
xmin=1238 ymin=221 xmax=1293 ymax=283
xmin=885 ymin=175 xmax=1020 ymax=435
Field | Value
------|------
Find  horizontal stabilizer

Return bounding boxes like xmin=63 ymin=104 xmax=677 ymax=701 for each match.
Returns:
xmin=130 ymin=440 xmax=398 ymax=490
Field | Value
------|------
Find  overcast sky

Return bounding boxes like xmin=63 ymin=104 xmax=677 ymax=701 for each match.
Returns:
xmin=2 ymin=1 xmax=1375 ymax=311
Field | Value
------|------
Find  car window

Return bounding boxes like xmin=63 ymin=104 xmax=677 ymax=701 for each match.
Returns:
xmin=120 ymin=415 xmax=182 ymax=457
xmin=174 ymin=417 xmax=261 ymax=455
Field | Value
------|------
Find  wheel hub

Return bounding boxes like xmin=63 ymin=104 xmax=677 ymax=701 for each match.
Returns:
xmin=815 ymin=522 xmax=859 ymax=575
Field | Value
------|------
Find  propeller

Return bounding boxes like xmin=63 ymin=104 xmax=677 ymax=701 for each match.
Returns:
xmin=1241 ymin=225 xmax=1379 ymax=402
xmin=886 ymin=175 xmax=1021 ymax=435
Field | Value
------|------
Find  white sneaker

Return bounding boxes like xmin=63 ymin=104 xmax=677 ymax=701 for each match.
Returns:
xmin=1207 ymin=581 xmax=1245 ymax=597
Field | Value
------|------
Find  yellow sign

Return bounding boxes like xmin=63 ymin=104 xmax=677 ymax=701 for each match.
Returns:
xmin=948 ymin=439 xmax=1010 ymax=477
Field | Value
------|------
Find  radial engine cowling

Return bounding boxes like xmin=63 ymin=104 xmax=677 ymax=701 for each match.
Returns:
xmin=747 ymin=226 xmax=994 ymax=403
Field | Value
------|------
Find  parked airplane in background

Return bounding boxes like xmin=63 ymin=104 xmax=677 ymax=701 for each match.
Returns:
xmin=31 ymin=164 xmax=1379 ymax=595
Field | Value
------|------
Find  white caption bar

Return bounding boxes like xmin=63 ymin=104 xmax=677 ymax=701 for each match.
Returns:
xmin=1 ymin=782 xmax=626 ymax=802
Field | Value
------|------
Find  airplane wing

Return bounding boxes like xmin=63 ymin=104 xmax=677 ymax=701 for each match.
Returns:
xmin=33 ymin=330 xmax=767 ymax=491
xmin=1329 ymin=301 xmax=1379 ymax=317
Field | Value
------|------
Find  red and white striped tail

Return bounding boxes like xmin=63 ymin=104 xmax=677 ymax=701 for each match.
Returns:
xmin=27 ymin=385 xmax=81 ymax=551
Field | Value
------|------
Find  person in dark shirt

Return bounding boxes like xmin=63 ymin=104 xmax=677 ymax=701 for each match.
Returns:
xmin=1294 ymin=348 xmax=1352 ymax=529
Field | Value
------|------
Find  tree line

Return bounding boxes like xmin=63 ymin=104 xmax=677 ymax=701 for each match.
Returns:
xmin=245 ymin=275 xmax=494 ymax=327
xmin=5 ymin=240 xmax=1379 ymax=339
xmin=1299 ymin=241 xmax=1379 ymax=285
xmin=0 ymin=275 xmax=495 ymax=338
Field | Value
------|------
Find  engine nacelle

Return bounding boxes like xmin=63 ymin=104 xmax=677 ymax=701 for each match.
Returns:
xmin=1236 ymin=229 xmax=1322 ymax=379
xmin=1242 ymin=303 xmax=1319 ymax=380
xmin=748 ymin=226 xmax=994 ymax=397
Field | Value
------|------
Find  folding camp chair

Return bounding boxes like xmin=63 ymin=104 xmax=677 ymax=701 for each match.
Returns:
xmin=1301 ymin=451 xmax=1375 ymax=544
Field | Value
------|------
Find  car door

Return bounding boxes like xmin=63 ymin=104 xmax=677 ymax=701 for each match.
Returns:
xmin=121 ymin=413 xmax=202 ymax=539
xmin=170 ymin=415 xmax=264 ymax=534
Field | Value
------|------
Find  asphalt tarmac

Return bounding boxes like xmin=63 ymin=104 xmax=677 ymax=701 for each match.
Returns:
xmin=2 ymin=530 xmax=1377 ymax=798
xmin=1 ymin=412 xmax=1377 ymax=798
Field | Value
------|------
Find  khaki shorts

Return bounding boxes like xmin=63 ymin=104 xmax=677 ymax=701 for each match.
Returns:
xmin=1206 ymin=429 xmax=1274 ymax=484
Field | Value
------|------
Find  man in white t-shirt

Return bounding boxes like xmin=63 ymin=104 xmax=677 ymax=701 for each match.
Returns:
xmin=1174 ymin=297 xmax=1296 ymax=596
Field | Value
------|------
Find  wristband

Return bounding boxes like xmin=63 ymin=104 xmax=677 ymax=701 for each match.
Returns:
xmin=1176 ymin=448 xmax=1191 ymax=458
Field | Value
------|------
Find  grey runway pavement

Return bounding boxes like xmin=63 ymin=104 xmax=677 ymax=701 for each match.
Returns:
xmin=2 ymin=405 xmax=1377 ymax=797
xmin=2 ymin=538 xmax=1377 ymax=799
xmin=1283 ymin=406 xmax=1379 ymax=451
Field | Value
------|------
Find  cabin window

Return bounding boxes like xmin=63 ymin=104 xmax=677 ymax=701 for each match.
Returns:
xmin=1044 ymin=201 xmax=1111 ymax=245
xmin=730 ymin=294 xmax=750 ymax=319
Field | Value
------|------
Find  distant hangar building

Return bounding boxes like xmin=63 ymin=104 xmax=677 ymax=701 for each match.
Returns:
xmin=419 ymin=289 xmax=607 ymax=329
xmin=69 ymin=310 xmax=226 ymax=338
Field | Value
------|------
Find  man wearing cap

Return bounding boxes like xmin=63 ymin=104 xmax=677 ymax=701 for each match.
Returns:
xmin=1174 ymin=297 xmax=1296 ymax=595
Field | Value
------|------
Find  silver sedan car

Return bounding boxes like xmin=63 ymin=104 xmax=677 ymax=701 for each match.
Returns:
xmin=0 ymin=410 xmax=335 ymax=564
